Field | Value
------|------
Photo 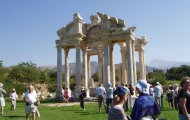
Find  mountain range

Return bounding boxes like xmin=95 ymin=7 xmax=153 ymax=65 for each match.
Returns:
xmin=39 ymin=59 xmax=190 ymax=75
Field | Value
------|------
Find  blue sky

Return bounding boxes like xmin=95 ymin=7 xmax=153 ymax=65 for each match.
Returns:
xmin=1 ymin=0 xmax=190 ymax=67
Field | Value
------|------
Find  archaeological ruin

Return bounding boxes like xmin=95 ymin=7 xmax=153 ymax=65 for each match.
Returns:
xmin=55 ymin=12 xmax=147 ymax=98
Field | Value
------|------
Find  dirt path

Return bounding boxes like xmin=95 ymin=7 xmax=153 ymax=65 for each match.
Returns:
xmin=40 ymin=102 xmax=95 ymax=107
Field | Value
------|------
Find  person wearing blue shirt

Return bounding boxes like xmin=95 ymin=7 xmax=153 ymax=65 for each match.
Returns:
xmin=105 ymin=83 xmax=113 ymax=113
xmin=131 ymin=80 xmax=161 ymax=120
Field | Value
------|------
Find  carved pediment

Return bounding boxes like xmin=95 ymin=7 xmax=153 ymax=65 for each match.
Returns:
xmin=86 ymin=25 xmax=101 ymax=41
xmin=57 ymin=13 xmax=83 ymax=38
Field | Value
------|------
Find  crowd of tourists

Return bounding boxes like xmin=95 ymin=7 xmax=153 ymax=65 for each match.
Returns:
xmin=93 ymin=77 xmax=190 ymax=120
xmin=0 ymin=76 xmax=189 ymax=120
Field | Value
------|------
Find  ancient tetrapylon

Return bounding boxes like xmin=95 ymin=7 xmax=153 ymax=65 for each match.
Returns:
xmin=55 ymin=12 xmax=147 ymax=98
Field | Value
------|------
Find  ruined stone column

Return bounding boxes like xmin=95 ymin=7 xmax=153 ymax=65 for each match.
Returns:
xmin=138 ymin=48 xmax=145 ymax=80
xmin=132 ymin=41 xmax=137 ymax=84
xmin=82 ymin=47 xmax=89 ymax=97
xmin=104 ymin=43 xmax=110 ymax=86
xmin=56 ymin=46 xmax=62 ymax=98
xmin=138 ymin=36 xmax=147 ymax=80
xmin=87 ymin=55 xmax=91 ymax=79
xmin=64 ymin=47 xmax=70 ymax=90
xmin=118 ymin=64 xmax=122 ymax=86
xmin=126 ymin=37 xmax=134 ymax=85
xmin=121 ymin=49 xmax=127 ymax=84
xmin=109 ymin=43 xmax=115 ymax=87
xmin=75 ymin=46 xmax=81 ymax=98
xmin=97 ymin=45 xmax=104 ymax=85
xmin=119 ymin=43 xmax=127 ymax=85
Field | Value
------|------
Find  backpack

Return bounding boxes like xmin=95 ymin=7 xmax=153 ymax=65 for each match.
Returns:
xmin=82 ymin=90 xmax=86 ymax=97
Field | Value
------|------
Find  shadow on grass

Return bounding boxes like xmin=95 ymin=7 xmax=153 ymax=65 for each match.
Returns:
xmin=2 ymin=115 xmax=24 ymax=118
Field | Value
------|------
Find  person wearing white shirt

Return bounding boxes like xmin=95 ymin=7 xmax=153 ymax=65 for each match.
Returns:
xmin=24 ymin=85 xmax=39 ymax=120
xmin=9 ymin=88 xmax=18 ymax=111
xmin=96 ymin=84 xmax=105 ymax=112
xmin=153 ymin=82 xmax=163 ymax=108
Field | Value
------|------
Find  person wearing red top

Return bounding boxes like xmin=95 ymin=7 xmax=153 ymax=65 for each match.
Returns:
xmin=64 ymin=88 xmax=69 ymax=103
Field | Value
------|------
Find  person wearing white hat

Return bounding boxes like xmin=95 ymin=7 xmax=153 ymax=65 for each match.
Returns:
xmin=0 ymin=83 xmax=6 ymax=115
xmin=153 ymin=82 xmax=163 ymax=108
xmin=9 ymin=88 xmax=18 ymax=111
xmin=131 ymin=80 xmax=161 ymax=120
xmin=24 ymin=85 xmax=39 ymax=120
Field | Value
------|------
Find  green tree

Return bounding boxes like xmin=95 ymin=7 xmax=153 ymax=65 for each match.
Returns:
xmin=8 ymin=61 xmax=39 ymax=83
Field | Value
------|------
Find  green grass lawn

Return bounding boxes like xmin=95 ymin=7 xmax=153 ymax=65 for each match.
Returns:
xmin=0 ymin=98 xmax=179 ymax=120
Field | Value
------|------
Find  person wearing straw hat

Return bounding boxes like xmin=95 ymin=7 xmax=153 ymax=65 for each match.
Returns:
xmin=9 ymin=88 xmax=18 ymax=111
xmin=131 ymin=80 xmax=161 ymax=120
xmin=0 ymin=83 xmax=6 ymax=115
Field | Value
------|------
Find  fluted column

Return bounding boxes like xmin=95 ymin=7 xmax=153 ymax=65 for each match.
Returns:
xmin=109 ymin=43 xmax=115 ymax=87
xmin=56 ymin=46 xmax=62 ymax=98
xmin=87 ymin=55 xmax=91 ymax=79
xmin=97 ymin=45 xmax=104 ymax=85
xmin=104 ymin=43 xmax=110 ymax=86
xmin=118 ymin=43 xmax=127 ymax=85
xmin=138 ymin=36 xmax=148 ymax=80
xmin=138 ymin=48 xmax=145 ymax=80
xmin=120 ymin=49 xmax=127 ymax=84
xmin=75 ymin=46 xmax=81 ymax=98
xmin=118 ymin=64 xmax=122 ymax=86
xmin=126 ymin=37 xmax=134 ymax=85
xmin=132 ymin=41 xmax=137 ymax=84
xmin=82 ymin=47 xmax=89 ymax=97
xmin=64 ymin=48 xmax=70 ymax=90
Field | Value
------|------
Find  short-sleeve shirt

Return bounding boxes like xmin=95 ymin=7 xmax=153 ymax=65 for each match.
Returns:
xmin=9 ymin=92 xmax=18 ymax=100
xmin=24 ymin=91 xmax=37 ymax=104
xmin=178 ymin=89 xmax=190 ymax=114
xmin=96 ymin=86 xmax=105 ymax=96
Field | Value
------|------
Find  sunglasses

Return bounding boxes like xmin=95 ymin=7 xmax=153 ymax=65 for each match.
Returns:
xmin=183 ymin=81 xmax=190 ymax=84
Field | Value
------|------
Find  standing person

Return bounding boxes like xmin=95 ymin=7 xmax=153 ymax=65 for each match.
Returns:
xmin=129 ymin=84 xmax=135 ymax=108
xmin=64 ymin=88 xmax=69 ymax=103
xmin=96 ymin=84 xmax=105 ymax=112
xmin=149 ymin=85 xmax=154 ymax=96
xmin=79 ymin=87 xmax=86 ymax=110
xmin=153 ymin=82 xmax=163 ymax=109
xmin=0 ymin=83 xmax=6 ymax=115
xmin=105 ymin=83 xmax=113 ymax=113
xmin=24 ymin=85 xmax=40 ymax=120
xmin=167 ymin=86 xmax=174 ymax=109
xmin=174 ymin=84 xmax=179 ymax=110
xmin=131 ymin=80 xmax=161 ymax=120
xmin=108 ymin=86 xmax=130 ymax=120
xmin=178 ymin=77 xmax=190 ymax=120
xmin=9 ymin=88 xmax=18 ymax=111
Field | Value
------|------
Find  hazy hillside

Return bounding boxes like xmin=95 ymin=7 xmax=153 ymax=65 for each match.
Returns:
xmin=39 ymin=61 xmax=155 ymax=75
xmin=147 ymin=59 xmax=190 ymax=69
